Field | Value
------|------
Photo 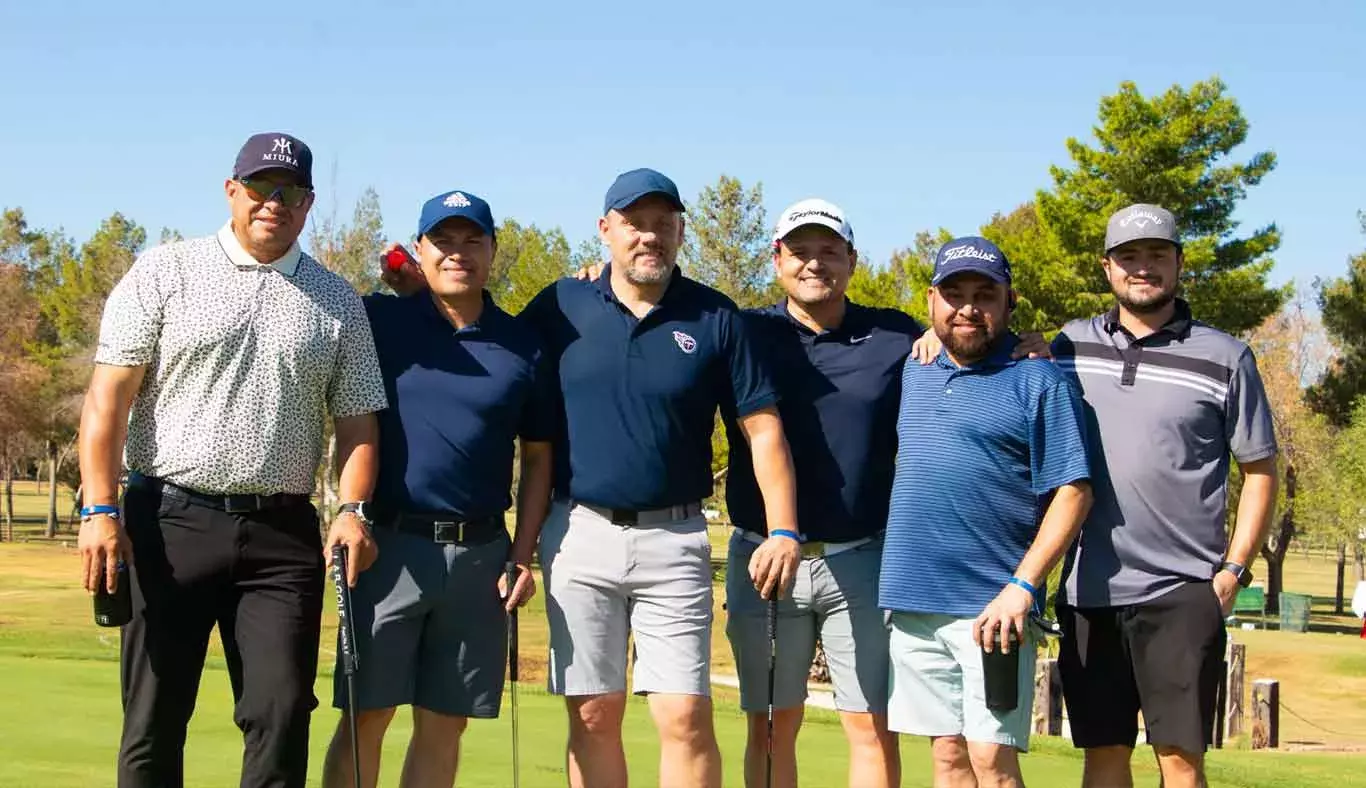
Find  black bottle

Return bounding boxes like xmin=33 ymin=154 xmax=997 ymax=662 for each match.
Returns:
xmin=94 ymin=562 xmax=132 ymax=628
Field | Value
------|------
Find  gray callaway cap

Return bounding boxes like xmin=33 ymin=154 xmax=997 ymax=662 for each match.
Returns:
xmin=1104 ymin=203 xmax=1181 ymax=253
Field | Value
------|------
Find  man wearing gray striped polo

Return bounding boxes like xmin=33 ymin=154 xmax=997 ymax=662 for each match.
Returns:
xmin=1052 ymin=204 xmax=1279 ymax=788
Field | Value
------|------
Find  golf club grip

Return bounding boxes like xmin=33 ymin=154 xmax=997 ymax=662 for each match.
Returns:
xmin=331 ymin=545 xmax=359 ymax=675
xmin=505 ymin=563 xmax=519 ymax=682
xmin=766 ymin=597 xmax=777 ymax=652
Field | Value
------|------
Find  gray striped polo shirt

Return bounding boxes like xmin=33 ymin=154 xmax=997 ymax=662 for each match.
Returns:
xmin=1051 ymin=300 xmax=1277 ymax=608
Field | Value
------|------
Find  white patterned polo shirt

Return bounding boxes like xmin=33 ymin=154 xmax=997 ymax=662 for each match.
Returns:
xmin=95 ymin=224 xmax=388 ymax=495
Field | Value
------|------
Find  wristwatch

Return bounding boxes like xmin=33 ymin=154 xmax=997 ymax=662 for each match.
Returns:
xmin=1219 ymin=561 xmax=1253 ymax=588
xmin=337 ymin=501 xmax=373 ymax=524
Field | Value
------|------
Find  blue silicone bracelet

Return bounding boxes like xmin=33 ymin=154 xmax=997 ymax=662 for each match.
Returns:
xmin=1008 ymin=576 xmax=1042 ymax=615
xmin=770 ymin=529 xmax=805 ymax=543
xmin=80 ymin=504 xmax=120 ymax=518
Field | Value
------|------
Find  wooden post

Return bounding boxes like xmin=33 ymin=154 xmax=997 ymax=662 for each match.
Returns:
xmin=1252 ymin=679 xmax=1279 ymax=749
xmin=1032 ymin=658 xmax=1063 ymax=736
xmin=1226 ymin=643 xmax=1246 ymax=739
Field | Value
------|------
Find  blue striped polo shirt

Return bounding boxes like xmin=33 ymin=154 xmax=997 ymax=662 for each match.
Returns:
xmin=879 ymin=335 xmax=1092 ymax=618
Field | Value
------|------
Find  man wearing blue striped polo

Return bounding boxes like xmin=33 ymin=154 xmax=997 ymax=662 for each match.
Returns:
xmin=880 ymin=236 xmax=1093 ymax=788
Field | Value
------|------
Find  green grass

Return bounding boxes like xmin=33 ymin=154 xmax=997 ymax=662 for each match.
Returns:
xmin=3 ymin=483 xmax=1366 ymax=785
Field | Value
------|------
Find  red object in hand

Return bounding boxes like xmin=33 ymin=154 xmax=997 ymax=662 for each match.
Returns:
xmin=384 ymin=249 xmax=408 ymax=272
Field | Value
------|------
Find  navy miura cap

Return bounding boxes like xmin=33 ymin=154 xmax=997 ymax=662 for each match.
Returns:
xmin=603 ymin=168 xmax=684 ymax=214
xmin=232 ymin=132 xmax=313 ymax=188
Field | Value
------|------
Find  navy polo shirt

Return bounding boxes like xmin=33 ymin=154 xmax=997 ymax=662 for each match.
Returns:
xmin=723 ymin=300 xmax=922 ymax=542
xmin=520 ymin=266 xmax=777 ymax=510
xmin=879 ymin=336 xmax=1092 ymax=618
xmin=364 ymin=291 xmax=554 ymax=518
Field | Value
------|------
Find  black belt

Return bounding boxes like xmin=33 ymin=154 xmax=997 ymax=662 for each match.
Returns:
xmin=130 ymin=474 xmax=310 ymax=513
xmin=572 ymin=500 xmax=703 ymax=527
xmin=385 ymin=513 xmax=505 ymax=545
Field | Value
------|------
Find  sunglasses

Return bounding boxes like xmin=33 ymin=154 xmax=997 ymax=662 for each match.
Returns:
xmin=236 ymin=178 xmax=312 ymax=208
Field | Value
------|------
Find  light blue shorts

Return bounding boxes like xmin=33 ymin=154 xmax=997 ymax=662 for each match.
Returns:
xmin=887 ymin=611 xmax=1037 ymax=751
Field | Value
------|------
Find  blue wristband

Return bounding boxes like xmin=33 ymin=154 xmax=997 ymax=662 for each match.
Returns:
xmin=80 ymin=504 xmax=120 ymax=519
xmin=1008 ymin=576 xmax=1042 ymax=614
xmin=769 ymin=529 xmax=804 ymax=543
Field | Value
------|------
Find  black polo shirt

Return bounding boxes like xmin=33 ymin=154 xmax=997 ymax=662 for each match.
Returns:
xmin=723 ymin=300 xmax=923 ymax=542
xmin=364 ymin=291 xmax=554 ymax=519
xmin=520 ymin=266 xmax=777 ymax=510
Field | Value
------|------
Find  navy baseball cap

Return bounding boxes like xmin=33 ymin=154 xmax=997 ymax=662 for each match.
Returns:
xmin=417 ymin=190 xmax=496 ymax=239
xmin=932 ymin=236 xmax=1012 ymax=286
xmin=603 ymin=168 xmax=684 ymax=214
xmin=233 ymin=132 xmax=313 ymax=188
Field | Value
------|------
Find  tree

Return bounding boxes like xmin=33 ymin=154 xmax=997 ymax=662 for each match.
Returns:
xmin=25 ymin=214 xmax=147 ymax=535
xmin=309 ymin=187 xmax=385 ymax=295
xmin=1032 ymin=77 xmax=1286 ymax=335
xmin=1245 ymin=299 xmax=1338 ymax=613
xmin=846 ymin=230 xmax=940 ymax=324
xmin=981 ymin=204 xmax=1105 ymax=334
xmin=0 ymin=211 xmax=45 ymax=538
xmin=489 ymin=220 xmax=574 ymax=314
xmin=1306 ymin=212 xmax=1366 ymax=427
xmin=158 ymin=227 xmax=184 ymax=245
xmin=682 ymin=175 xmax=772 ymax=308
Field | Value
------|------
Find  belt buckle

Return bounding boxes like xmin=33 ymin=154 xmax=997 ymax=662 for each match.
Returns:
xmin=800 ymin=541 xmax=824 ymax=559
xmin=609 ymin=509 xmax=638 ymax=527
xmin=223 ymin=494 xmax=260 ymax=514
xmin=433 ymin=521 xmax=463 ymax=544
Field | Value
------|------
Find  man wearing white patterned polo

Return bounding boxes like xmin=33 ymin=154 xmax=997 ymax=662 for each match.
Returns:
xmin=77 ymin=132 xmax=388 ymax=788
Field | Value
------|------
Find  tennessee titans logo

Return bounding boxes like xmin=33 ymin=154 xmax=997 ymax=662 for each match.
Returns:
xmin=672 ymin=330 xmax=697 ymax=354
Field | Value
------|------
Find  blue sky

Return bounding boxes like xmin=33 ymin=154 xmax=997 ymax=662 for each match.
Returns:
xmin=2 ymin=0 xmax=1362 ymax=291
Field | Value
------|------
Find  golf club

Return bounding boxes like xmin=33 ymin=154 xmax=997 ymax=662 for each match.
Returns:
xmin=505 ymin=562 xmax=521 ymax=788
xmin=766 ymin=595 xmax=778 ymax=788
xmin=330 ymin=545 xmax=362 ymax=788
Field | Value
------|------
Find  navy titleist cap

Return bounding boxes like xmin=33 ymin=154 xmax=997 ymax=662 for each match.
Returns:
xmin=418 ymin=190 xmax=496 ymax=239
xmin=603 ymin=168 xmax=684 ymax=214
xmin=233 ymin=132 xmax=313 ymax=188
xmin=932 ymin=236 xmax=1012 ymax=286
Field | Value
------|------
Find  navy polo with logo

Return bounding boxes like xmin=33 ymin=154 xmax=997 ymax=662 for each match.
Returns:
xmin=723 ymin=300 xmax=923 ymax=542
xmin=364 ymin=291 xmax=554 ymax=518
xmin=520 ymin=266 xmax=777 ymax=510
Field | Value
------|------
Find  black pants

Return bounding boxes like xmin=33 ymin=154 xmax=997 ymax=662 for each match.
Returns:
xmin=118 ymin=486 xmax=324 ymax=788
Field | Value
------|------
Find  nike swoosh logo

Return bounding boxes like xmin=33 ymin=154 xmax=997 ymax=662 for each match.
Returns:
xmin=850 ymin=335 xmax=873 ymax=344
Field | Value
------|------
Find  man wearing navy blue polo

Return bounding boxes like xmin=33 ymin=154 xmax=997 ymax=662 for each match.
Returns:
xmin=723 ymin=199 xmax=916 ymax=788
xmin=320 ymin=190 xmax=553 ymax=788
xmin=880 ymin=237 xmax=1093 ymax=788
xmin=522 ymin=168 xmax=801 ymax=788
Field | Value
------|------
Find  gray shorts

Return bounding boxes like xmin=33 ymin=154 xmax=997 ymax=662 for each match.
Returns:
xmin=332 ymin=527 xmax=509 ymax=718
xmin=725 ymin=530 xmax=889 ymax=714
xmin=538 ymin=501 xmax=713 ymax=697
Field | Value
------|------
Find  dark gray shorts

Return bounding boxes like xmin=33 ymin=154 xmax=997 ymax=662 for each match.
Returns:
xmin=332 ymin=526 xmax=509 ymax=718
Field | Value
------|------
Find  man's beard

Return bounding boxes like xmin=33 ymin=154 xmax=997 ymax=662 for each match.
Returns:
xmin=936 ymin=322 xmax=998 ymax=363
xmin=1114 ymin=278 xmax=1177 ymax=314
xmin=623 ymin=255 xmax=674 ymax=286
